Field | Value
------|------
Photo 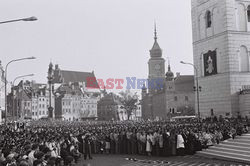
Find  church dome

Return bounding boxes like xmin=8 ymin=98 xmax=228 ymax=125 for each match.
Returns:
xmin=166 ymin=70 xmax=174 ymax=78
xmin=166 ymin=64 xmax=174 ymax=81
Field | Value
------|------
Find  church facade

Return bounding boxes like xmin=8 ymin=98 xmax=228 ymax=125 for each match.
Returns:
xmin=192 ymin=0 xmax=250 ymax=118
xmin=141 ymin=27 xmax=195 ymax=120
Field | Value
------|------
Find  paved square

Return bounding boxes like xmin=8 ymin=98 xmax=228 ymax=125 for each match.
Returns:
xmin=77 ymin=154 xmax=245 ymax=166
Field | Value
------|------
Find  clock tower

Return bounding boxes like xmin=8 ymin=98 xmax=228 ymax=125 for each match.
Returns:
xmin=148 ymin=24 xmax=165 ymax=94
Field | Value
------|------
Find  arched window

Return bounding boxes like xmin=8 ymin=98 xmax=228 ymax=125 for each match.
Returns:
xmin=206 ymin=10 xmax=212 ymax=28
xmin=239 ymin=46 xmax=249 ymax=72
xmin=248 ymin=6 xmax=250 ymax=22
xmin=237 ymin=3 xmax=247 ymax=31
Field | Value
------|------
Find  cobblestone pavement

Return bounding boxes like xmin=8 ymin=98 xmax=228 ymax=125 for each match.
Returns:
xmin=77 ymin=154 xmax=247 ymax=166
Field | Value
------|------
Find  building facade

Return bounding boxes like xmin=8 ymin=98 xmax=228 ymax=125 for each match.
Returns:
xmin=52 ymin=64 xmax=100 ymax=121
xmin=192 ymin=0 xmax=250 ymax=118
xmin=31 ymin=83 xmax=53 ymax=120
xmin=8 ymin=81 xmax=55 ymax=120
xmin=141 ymin=28 xmax=195 ymax=120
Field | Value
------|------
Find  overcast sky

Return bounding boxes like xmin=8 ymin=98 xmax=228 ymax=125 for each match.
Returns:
xmin=0 ymin=0 xmax=193 ymax=92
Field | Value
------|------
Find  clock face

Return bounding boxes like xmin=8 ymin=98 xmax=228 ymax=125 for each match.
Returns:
xmin=154 ymin=64 xmax=161 ymax=70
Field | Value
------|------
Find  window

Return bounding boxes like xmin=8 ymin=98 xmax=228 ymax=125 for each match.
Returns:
xmin=185 ymin=96 xmax=188 ymax=101
xmin=206 ymin=10 xmax=212 ymax=28
xmin=174 ymin=96 xmax=178 ymax=101
xmin=248 ymin=6 xmax=250 ymax=22
xmin=239 ymin=46 xmax=249 ymax=72
xmin=237 ymin=4 xmax=247 ymax=31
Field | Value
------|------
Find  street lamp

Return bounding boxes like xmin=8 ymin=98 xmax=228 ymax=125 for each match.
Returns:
xmin=180 ymin=61 xmax=201 ymax=121
xmin=1 ymin=16 xmax=37 ymax=124
xmin=13 ymin=74 xmax=34 ymax=86
xmin=12 ymin=74 xmax=34 ymax=120
xmin=0 ymin=16 xmax=37 ymax=24
xmin=4 ymin=57 xmax=36 ymax=124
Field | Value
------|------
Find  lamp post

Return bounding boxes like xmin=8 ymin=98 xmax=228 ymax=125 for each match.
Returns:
xmin=13 ymin=74 xmax=34 ymax=86
xmin=180 ymin=61 xmax=201 ymax=121
xmin=12 ymin=74 xmax=34 ymax=120
xmin=0 ymin=16 xmax=37 ymax=24
xmin=1 ymin=16 xmax=37 ymax=124
xmin=4 ymin=57 xmax=36 ymax=124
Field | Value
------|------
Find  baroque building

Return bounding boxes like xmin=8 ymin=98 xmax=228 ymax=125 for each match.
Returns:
xmin=192 ymin=0 xmax=250 ymax=118
xmin=141 ymin=27 xmax=195 ymax=120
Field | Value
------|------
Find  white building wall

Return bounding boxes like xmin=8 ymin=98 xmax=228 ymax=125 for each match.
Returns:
xmin=192 ymin=0 xmax=250 ymax=118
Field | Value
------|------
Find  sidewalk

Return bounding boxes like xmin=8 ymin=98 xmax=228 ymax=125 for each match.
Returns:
xmin=76 ymin=154 xmax=241 ymax=166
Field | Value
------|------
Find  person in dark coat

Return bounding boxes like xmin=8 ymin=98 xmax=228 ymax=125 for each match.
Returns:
xmin=163 ymin=130 xmax=170 ymax=157
xmin=77 ymin=134 xmax=83 ymax=154
xmin=185 ymin=131 xmax=195 ymax=155
xmin=169 ymin=129 xmax=177 ymax=156
xmin=84 ymin=134 xmax=92 ymax=160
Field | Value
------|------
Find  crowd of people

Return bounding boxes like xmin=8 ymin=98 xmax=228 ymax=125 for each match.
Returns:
xmin=0 ymin=117 xmax=248 ymax=166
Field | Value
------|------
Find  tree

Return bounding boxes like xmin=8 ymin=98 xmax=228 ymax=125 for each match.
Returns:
xmin=119 ymin=90 xmax=139 ymax=120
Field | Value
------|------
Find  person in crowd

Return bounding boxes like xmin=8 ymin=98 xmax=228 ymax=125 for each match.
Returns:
xmin=83 ymin=133 xmax=92 ymax=160
xmin=176 ymin=131 xmax=185 ymax=156
xmin=146 ymin=131 xmax=153 ymax=156
xmin=0 ymin=116 xmax=247 ymax=166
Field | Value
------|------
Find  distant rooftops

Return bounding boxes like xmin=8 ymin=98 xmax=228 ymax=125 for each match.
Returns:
xmin=52 ymin=64 xmax=99 ymax=89
xmin=174 ymin=75 xmax=194 ymax=91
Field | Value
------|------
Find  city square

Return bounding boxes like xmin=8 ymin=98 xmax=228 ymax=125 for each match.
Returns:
xmin=0 ymin=0 xmax=250 ymax=166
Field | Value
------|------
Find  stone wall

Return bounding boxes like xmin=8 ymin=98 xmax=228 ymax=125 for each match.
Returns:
xmin=192 ymin=0 xmax=250 ymax=118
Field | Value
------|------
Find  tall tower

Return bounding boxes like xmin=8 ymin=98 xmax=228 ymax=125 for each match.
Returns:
xmin=192 ymin=0 xmax=250 ymax=118
xmin=148 ymin=24 xmax=165 ymax=94
xmin=165 ymin=61 xmax=175 ymax=91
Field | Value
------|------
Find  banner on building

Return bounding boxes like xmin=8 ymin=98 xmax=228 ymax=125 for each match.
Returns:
xmin=203 ymin=50 xmax=217 ymax=76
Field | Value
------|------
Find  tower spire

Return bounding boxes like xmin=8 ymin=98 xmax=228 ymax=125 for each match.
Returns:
xmin=154 ymin=21 xmax=157 ymax=41
xmin=168 ymin=59 xmax=171 ymax=71
xmin=166 ymin=57 xmax=171 ymax=71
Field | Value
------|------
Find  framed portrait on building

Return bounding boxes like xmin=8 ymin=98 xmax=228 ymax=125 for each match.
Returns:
xmin=203 ymin=50 xmax=217 ymax=76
